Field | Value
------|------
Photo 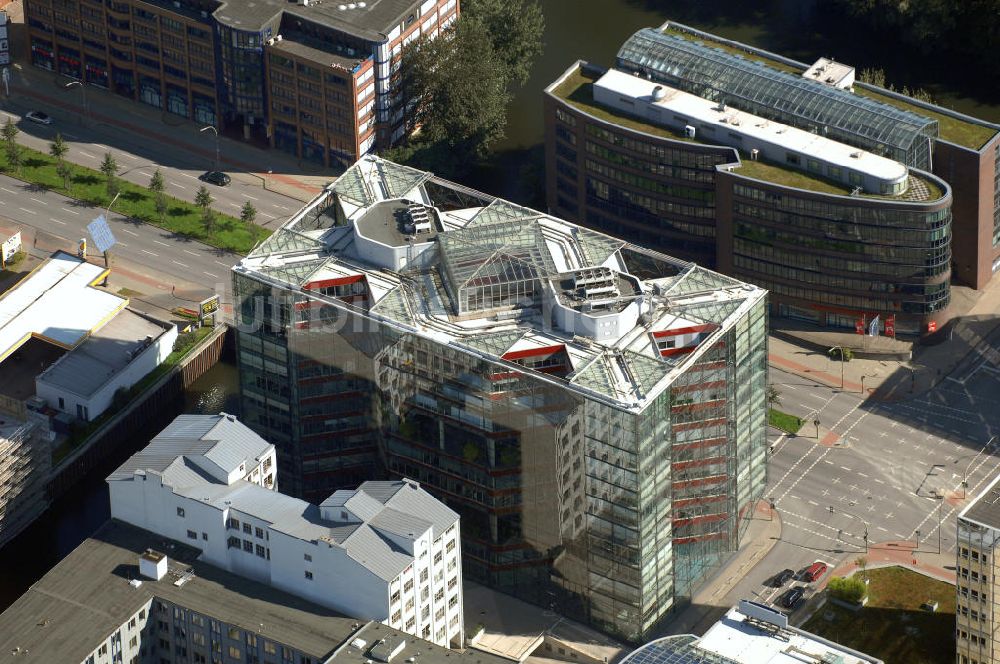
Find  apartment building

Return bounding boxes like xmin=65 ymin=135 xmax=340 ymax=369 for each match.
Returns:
xmin=0 ymin=520 xmax=496 ymax=664
xmin=545 ymin=22 xmax=1000 ymax=335
xmin=107 ymin=412 xmax=464 ymax=648
xmin=231 ymin=155 xmax=769 ymax=640
xmin=956 ymin=472 xmax=1000 ymax=664
xmin=24 ymin=0 xmax=459 ymax=168
xmin=0 ymin=421 xmax=49 ymax=549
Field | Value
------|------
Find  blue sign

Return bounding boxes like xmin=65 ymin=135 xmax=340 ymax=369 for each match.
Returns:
xmin=87 ymin=215 xmax=117 ymax=253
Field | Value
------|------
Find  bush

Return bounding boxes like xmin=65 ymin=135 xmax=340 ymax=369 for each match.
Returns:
xmin=828 ymin=576 xmax=867 ymax=603
xmin=828 ymin=346 xmax=854 ymax=362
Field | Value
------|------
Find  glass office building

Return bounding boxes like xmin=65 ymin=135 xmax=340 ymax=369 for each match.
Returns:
xmin=233 ymin=157 xmax=769 ymax=641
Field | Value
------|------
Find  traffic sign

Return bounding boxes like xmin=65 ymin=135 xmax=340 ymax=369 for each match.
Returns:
xmin=87 ymin=215 xmax=117 ymax=253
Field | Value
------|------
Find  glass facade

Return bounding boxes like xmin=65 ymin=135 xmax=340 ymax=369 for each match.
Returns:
xmin=616 ymin=28 xmax=938 ymax=169
xmin=727 ymin=178 xmax=951 ymax=320
xmin=233 ymin=158 xmax=769 ymax=641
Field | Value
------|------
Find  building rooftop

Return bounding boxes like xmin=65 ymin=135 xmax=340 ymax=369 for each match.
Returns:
xmin=593 ymin=68 xmax=908 ymax=191
xmin=0 ymin=520 xmax=503 ymax=663
xmin=0 ymin=251 xmax=127 ymax=364
xmin=269 ymin=35 xmax=366 ymax=72
xmin=660 ymin=22 xmax=999 ymax=151
xmin=960 ymin=471 xmax=1000 ymax=530
xmin=212 ymin=0 xmax=427 ymax=42
xmin=548 ymin=64 xmax=946 ymax=201
xmin=107 ymin=413 xmax=274 ymax=481
xmin=621 ymin=602 xmax=883 ymax=664
xmin=237 ymin=157 xmax=767 ymax=411
xmin=35 ymin=308 xmax=173 ymax=398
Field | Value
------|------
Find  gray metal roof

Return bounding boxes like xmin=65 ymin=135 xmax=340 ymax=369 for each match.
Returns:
xmin=369 ymin=507 xmax=433 ymax=540
xmin=342 ymin=524 xmax=414 ymax=581
xmin=107 ymin=413 xmax=273 ymax=481
xmin=35 ymin=309 xmax=172 ymax=398
xmin=359 ymin=480 xmax=459 ymax=539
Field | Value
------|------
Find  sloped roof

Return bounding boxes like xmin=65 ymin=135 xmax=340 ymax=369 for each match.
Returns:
xmin=358 ymin=480 xmax=459 ymax=539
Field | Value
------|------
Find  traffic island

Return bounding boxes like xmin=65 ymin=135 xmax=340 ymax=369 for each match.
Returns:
xmin=802 ymin=566 xmax=955 ymax=664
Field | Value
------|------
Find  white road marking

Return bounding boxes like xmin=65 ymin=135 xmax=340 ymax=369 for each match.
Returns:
xmin=153 ymin=240 xmax=170 ymax=247
xmin=19 ymin=207 xmax=36 ymax=215
xmin=61 ymin=207 xmax=80 ymax=215
xmin=123 ymin=229 xmax=139 ymax=237
xmin=79 ymin=151 xmax=96 ymax=159
xmin=0 ymin=187 xmax=16 ymax=194
xmin=183 ymin=249 xmax=199 ymax=256
xmin=180 ymin=173 xmax=198 ymax=180
xmin=173 ymin=260 xmax=189 ymax=268
xmin=172 ymin=182 xmax=187 ymax=190
xmin=840 ymin=466 xmax=851 ymax=472
xmin=53 ymin=234 xmax=69 ymax=241
xmin=244 ymin=194 xmax=258 ymax=201
xmin=30 ymin=197 xmax=47 ymax=205
xmin=48 ymin=217 xmax=66 ymax=225
xmin=121 ymin=153 xmax=139 ymax=161
xmin=118 ymin=242 xmax=127 ymax=248
xmin=857 ymin=472 xmax=868 ymax=478
xmin=204 ymin=271 xmax=219 ymax=278
xmin=142 ymin=249 xmax=157 ymax=256
xmin=807 ymin=500 xmax=818 ymax=506
xmin=215 ymin=261 xmax=229 ymax=267
xmin=823 ymin=460 xmax=834 ymax=465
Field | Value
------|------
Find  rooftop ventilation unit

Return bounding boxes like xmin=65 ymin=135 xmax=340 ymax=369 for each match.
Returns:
xmin=684 ymin=125 xmax=696 ymax=139
xmin=651 ymin=85 xmax=665 ymax=102
xmin=750 ymin=149 xmax=759 ymax=161
xmin=139 ymin=549 xmax=168 ymax=581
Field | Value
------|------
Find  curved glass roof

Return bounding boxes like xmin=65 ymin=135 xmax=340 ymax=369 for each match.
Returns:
xmin=617 ymin=28 xmax=937 ymax=168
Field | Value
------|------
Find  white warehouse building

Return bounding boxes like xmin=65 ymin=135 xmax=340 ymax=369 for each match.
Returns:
xmin=107 ymin=413 xmax=464 ymax=649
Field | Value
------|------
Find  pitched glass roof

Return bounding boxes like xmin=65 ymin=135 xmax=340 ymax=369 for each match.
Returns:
xmin=571 ymin=354 xmax=617 ymax=396
xmin=250 ymin=228 xmax=326 ymax=258
xmin=622 ymin=350 xmax=671 ymax=394
xmin=370 ymin=288 xmax=415 ymax=326
xmin=468 ymin=199 xmax=544 ymax=228
xmin=332 ymin=163 xmax=375 ymax=207
xmin=460 ymin=329 xmax=528 ymax=357
xmin=672 ymin=298 xmax=746 ymax=326
xmin=258 ymin=257 xmax=328 ymax=287
xmin=439 ymin=218 xmax=557 ymax=290
xmin=663 ymin=265 xmax=744 ymax=298
xmin=617 ymin=28 xmax=938 ymax=167
xmin=576 ymin=227 xmax=626 ymax=266
xmin=376 ymin=160 xmax=432 ymax=199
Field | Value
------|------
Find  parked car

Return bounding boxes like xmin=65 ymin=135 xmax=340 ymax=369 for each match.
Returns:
xmin=200 ymin=171 xmax=231 ymax=186
xmin=779 ymin=586 xmax=804 ymax=608
xmin=25 ymin=110 xmax=53 ymax=125
xmin=770 ymin=568 xmax=795 ymax=587
xmin=803 ymin=562 xmax=828 ymax=582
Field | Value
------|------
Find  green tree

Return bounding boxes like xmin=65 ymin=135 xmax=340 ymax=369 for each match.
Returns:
xmin=99 ymin=152 xmax=118 ymax=198
xmin=195 ymin=185 xmax=215 ymax=233
xmin=463 ymin=0 xmax=544 ymax=86
xmin=148 ymin=168 xmax=167 ymax=222
xmin=239 ymin=201 xmax=257 ymax=227
xmin=398 ymin=20 xmax=510 ymax=171
xmin=1 ymin=117 xmax=18 ymax=148
xmin=49 ymin=133 xmax=68 ymax=163
xmin=767 ymin=384 xmax=781 ymax=408
xmin=56 ymin=161 xmax=73 ymax=190
xmin=4 ymin=143 xmax=23 ymax=174
xmin=827 ymin=576 xmax=867 ymax=604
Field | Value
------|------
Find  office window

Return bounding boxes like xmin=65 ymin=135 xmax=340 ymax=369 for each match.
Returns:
xmin=177 ymin=507 xmax=185 ymax=517
xmin=187 ymin=530 xmax=197 ymax=540
xmin=304 ymin=553 xmax=312 ymax=562
xmin=305 ymin=570 xmax=314 ymax=580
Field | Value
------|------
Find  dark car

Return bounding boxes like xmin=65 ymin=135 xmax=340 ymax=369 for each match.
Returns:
xmin=779 ymin=586 xmax=804 ymax=609
xmin=200 ymin=171 xmax=231 ymax=186
xmin=770 ymin=568 xmax=795 ymax=587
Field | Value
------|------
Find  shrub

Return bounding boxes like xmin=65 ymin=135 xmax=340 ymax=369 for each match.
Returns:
xmin=828 ymin=346 xmax=854 ymax=362
xmin=828 ymin=576 xmax=867 ymax=603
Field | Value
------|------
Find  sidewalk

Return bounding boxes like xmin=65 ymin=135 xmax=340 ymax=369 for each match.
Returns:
xmin=663 ymin=500 xmax=782 ymax=636
xmin=821 ymin=539 xmax=956 ymax=589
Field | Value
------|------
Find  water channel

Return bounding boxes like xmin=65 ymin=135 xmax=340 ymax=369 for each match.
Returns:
xmin=3 ymin=0 xmax=1000 ymax=612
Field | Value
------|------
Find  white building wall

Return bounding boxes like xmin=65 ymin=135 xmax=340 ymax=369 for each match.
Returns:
xmin=36 ymin=324 xmax=178 ymax=422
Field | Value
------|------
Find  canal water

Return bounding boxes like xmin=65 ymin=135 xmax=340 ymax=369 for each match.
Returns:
xmin=3 ymin=0 xmax=1000 ymax=612
xmin=0 ymin=362 xmax=240 ymax=611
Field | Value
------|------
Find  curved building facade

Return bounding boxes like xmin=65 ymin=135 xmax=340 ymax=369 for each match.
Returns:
xmin=546 ymin=59 xmax=955 ymax=335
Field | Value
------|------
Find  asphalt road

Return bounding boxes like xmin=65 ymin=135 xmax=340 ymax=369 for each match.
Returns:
xmin=0 ymin=106 xmax=300 ymax=226
xmin=0 ymin=171 xmax=238 ymax=301
xmin=721 ymin=359 xmax=1000 ymax=618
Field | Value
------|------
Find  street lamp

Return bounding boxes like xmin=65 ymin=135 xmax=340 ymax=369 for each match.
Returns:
xmin=65 ymin=80 xmax=88 ymax=124
xmin=963 ymin=435 xmax=998 ymax=498
xmin=829 ymin=505 xmax=869 ymax=553
xmin=100 ymin=190 xmax=121 ymax=286
xmin=829 ymin=345 xmax=845 ymax=389
xmin=200 ymin=125 xmax=220 ymax=172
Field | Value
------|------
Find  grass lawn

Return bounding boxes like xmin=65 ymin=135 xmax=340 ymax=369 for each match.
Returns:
xmin=0 ymin=145 xmax=269 ymax=254
xmin=803 ymin=566 xmax=955 ymax=664
xmin=768 ymin=408 xmax=804 ymax=434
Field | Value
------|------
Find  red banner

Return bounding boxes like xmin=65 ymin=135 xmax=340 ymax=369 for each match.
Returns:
xmin=928 ymin=320 xmax=937 ymax=333
xmin=885 ymin=315 xmax=895 ymax=338
xmin=855 ymin=317 xmax=865 ymax=335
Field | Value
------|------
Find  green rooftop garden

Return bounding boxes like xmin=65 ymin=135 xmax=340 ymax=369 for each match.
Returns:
xmin=554 ymin=68 xmax=946 ymax=200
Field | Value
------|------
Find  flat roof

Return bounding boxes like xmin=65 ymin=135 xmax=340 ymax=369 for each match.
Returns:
xmin=594 ymin=68 xmax=908 ymax=186
xmin=35 ymin=309 xmax=171 ymax=398
xmin=0 ymin=251 xmax=127 ymax=364
xmin=270 ymin=36 xmax=365 ymax=72
xmin=212 ymin=0 xmax=426 ymax=42
xmin=239 ymin=157 xmax=766 ymax=411
xmin=959 ymin=471 xmax=1000 ymax=530
xmin=355 ymin=200 xmax=442 ymax=247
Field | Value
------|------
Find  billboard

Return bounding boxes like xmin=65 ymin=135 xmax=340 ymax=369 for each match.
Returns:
xmin=0 ymin=230 xmax=21 ymax=268
xmin=199 ymin=295 xmax=220 ymax=318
